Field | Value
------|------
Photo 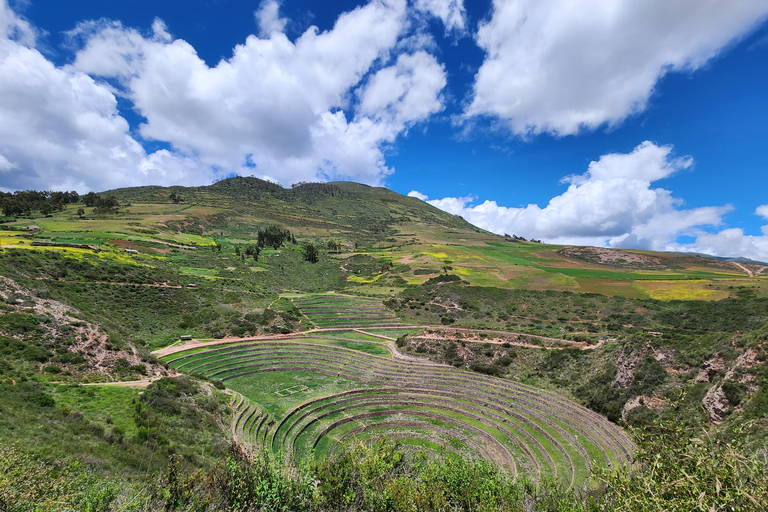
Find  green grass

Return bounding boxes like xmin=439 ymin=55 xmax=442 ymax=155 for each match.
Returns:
xmin=225 ymin=370 xmax=374 ymax=418
xmin=298 ymin=337 xmax=391 ymax=357
xmin=179 ymin=267 xmax=220 ymax=278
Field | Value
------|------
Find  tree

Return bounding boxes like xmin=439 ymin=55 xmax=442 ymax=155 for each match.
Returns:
xmin=244 ymin=244 xmax=260 ymax=262
xmin=82 ymin=192 xmax=100 ymax=207
xmin=303 ymin=243 xmax=319 ymax=263
xmin=76 ymin=208 xmax=85 ymax=218
xmin=257 ymin=225 xmax=293 ymax=250
xmin=2 ymin=197 xmax=24 ymax=217
xmin=327 ymin=240 xmax=342 ymax=252
xmin=94 ymin=195 xmax=119 ymax=215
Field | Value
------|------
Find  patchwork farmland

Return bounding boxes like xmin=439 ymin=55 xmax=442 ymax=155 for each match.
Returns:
xmin=163 ymin=332 xmax=634 ymax=488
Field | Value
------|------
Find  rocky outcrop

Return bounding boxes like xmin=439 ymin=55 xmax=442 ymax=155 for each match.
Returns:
xmin=702 ymin=385 xmax=730 ymax=424
xmin=613 ymin=349 xmax=643 ymax=387
xmin=695 ymin=356 xmax=725 ymax=383
xmin=0 ymin=276 xmax=164 ymax=379
xmin=621 ymin=394 xmax=665 ymax=421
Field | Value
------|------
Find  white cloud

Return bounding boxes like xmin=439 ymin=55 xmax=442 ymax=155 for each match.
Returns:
xmin=69 ymin=0 xmax=445 ymax=187
xmin=0 ymin=0 xmax=35 ymax=46
xmin=413 ymin=141 xmax=739 ymax=251
xmin=0 ymin=0 xmax=448 ymax=191
xmin=407 ymin=190 xmax=428 ymax=200
xmin=667 ymin=205 xmax=768 ymax=261
xmin=466 ymin=0 xmax=768 ymax=135
xmin=255 ymin=0 xmax=287 ymax=37
xmin=0 ymin=153 xmax=15 ymax=171
xmin=414 ymin=0 xmax=465 ymax=31
xmin=357 ymin=50 xmax=446 ymax=128
xmin=0 ymin=0 xmax=211 ymax=192
xmin=674 ymin=229 xmax=768 ymax=263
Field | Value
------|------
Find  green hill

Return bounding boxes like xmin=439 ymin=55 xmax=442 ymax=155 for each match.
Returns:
xmin=0 ymin=178 xmax=767 ymax=511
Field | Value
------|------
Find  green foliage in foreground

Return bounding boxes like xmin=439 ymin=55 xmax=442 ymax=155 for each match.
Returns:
xmin=596 ymin=422 xmax=768 ymax=512
xmin=2 ymin=423 xmax=767 ymax=511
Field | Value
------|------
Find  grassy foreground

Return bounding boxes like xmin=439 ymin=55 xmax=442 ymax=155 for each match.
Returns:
xmin=2 ymin=423 xmax=767 ymax=512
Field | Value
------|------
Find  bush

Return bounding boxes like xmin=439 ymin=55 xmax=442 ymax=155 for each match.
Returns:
xmin=469 ymin=362 xmax=505 ymax=377
xmin=34 ymin=394 xmax=55 ymax=407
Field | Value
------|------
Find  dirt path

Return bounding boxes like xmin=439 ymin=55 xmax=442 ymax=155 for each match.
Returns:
xmin=152 ymin=325 xmax=596 ymax=359
xmin=81 ymin=376 xmax=166 ymax=388
xmin=731 ymin=262 xmax=754 ymax=278
xmin=350 ymin=329 xmax=445 ymax=363
xmin=33 ymin=278 xmax=266 ymax=295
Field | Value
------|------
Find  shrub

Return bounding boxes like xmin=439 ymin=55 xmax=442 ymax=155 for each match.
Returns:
xmin=469 ymin=362 xmax=504 ymax=377
xmin=34 ymin=394 xmax=55 ymax=407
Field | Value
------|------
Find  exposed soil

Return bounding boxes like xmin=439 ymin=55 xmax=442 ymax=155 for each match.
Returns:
xmin=560 ymin=246 xmax=666 ymax=270
xmin=108 ymin=239 xmax=170 ymax=254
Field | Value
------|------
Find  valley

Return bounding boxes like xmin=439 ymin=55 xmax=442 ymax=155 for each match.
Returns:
xmin=0 ymin=178 xmax=766 ymax=510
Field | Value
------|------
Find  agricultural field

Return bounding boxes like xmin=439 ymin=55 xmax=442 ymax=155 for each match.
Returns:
xmin=292 ymin=294 xmax=407 ymax=329
xmin=161 ymin=334 xmax=634 ymax=488
xmin=4 ymin=179 xmax=765 ymax=305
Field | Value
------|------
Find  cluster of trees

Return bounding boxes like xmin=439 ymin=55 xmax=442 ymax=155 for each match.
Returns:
xmin=504 ymin=233 xmax=543 ymax=243
xmin=93 ymin=195 xmax=120 ymax=215
xmin=257 ymin=225 xmax=295 ymax=249
xmin=326 ymin=240 xmax=342 ymax=252
xmin=289 ymin=182 xmax=347 ymax=199
xmin=81 ymin=192 xmax=120 ymax=214
xmin=303 ymin=243 xmax=319 ymax=263
xmin=0 ymin=189 xmax=123 ymax=218
xmin=235 ymin=244 xmax=260 ymax=262
xmin=0 ymin=190 xmax=79 ymax=217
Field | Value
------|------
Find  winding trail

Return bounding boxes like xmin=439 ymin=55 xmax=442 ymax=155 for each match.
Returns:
xmin=153 ymin=325 xmax=596 ymax=359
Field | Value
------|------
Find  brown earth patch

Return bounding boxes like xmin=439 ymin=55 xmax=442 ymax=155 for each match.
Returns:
xmin=561 ymin=246 xmax=666 ymax=270
xmin=108 ymin=239 xmax=169 ymax=254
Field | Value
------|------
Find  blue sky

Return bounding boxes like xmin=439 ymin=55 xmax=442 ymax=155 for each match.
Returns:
xmin=1 ymin=0 xmax=768 ymax=260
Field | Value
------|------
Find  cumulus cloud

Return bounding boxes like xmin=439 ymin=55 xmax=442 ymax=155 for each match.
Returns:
xmin=255 ymin=0 xmax=287 ymax=37
xmin=69 ymin=0 xmax=445 ymax=187
xmin=0 ymin=0 xmax=447 ymax=191
xmin=0 ymin=0 xmax=211 ymax=192
xmin=411 ymin=141 xmax=747 ymax=252
xmin=414 ymin=0 xmax=465 ymax=31
xmin=466 ymin=0 xmax=768 ymax=135
xmin=677 ymin=205 xmax=768 ymax=261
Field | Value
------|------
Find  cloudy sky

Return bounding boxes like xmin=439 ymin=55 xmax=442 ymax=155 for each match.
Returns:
xmin=1 ymin=0 xmax=768 ymax=260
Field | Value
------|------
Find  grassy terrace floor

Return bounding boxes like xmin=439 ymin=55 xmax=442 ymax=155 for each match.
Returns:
xmin=292 ymin=294 xmax=407 ymax=329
